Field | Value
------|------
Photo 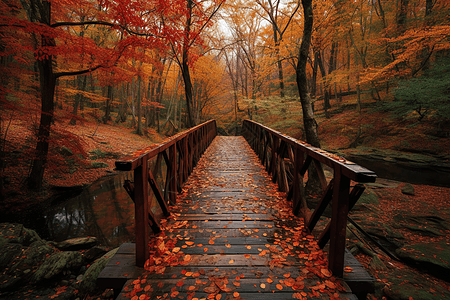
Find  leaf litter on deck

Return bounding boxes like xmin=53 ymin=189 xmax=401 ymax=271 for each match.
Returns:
xmin=121 ymin=137 xmax=353 ymax=300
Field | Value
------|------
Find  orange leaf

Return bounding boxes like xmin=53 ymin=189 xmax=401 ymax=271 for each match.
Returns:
xmin=276 ymin=284 xmax=283 ymax=290
xmin=188 ymin=286 xmax=196 ymax=291
xmin=267 ymin=278 xmax=273 ymax=283
xmin=260 ymin=283 xmax=266 ymax=289
xmin=233 ymin=292 xmax=240 ymax=298
xmin=186 ymin=241 xmax=195 ymax=246
xmin=321 ymin=269 xmax=332 ymax=277
xmin=283 ymin=273 xmax=291 ymax=278
xmin=229 ymin=259 xmax=234 ymax=264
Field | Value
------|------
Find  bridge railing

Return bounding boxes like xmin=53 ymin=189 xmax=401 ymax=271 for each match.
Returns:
xmin=242 ymin=119 xmax=377 ymax=277
xmin=115 ymin=120 xmax=217 ymax=267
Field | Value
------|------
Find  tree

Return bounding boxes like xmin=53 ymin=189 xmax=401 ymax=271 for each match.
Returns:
xmin=2 ymin=0 xmax=177 ymax=189
xmin=169 ymin=0 xmax=225 ymax=128
xmin=388 ymin=57 xmax=450 ymax=121
xmin=256 ymin=0 xmax=300 ymax=98
xmin=296 ymin=0 xmax=320 ymax=148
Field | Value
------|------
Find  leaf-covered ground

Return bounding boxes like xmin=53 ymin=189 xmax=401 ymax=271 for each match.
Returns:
xmin=1 ymin=117 xmax=166 ymax=214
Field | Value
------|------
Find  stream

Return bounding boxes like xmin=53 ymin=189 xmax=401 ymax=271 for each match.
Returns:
xmin=14 ymin=171 xmax=164 ymax=249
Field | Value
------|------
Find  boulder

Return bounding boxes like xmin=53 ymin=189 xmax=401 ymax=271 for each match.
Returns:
xmin=56 ymin=237 xmax=98 ymax=251
xmin=89 ymin=162 xmax=110 ymax=169
xmin=32 ymin=251 xmax=84 ymax=283
xmin=0 ymin=239 xmax=54 ymax=291
xmin=0 ymin=223 xmax=42 ymax=246
xmin=401 ymin=183 xmax=415 ymax=195
xmin=78 ymin=247 xmax=118 ymax=295
xmin=59 ymin=146 xmax=74 ymax=157
xmin=395 ymin=241 xmax=450 ymax=281
xmin=83 ymin=246 xmax=108 ymax=262
xmin=379 ymin=268 xmax=450 ymax=300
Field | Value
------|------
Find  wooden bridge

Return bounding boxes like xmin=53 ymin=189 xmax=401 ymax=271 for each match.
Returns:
xmin=98 ymin=120 xmax=377 ymax=299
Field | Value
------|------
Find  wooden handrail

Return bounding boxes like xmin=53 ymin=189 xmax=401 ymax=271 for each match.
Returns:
xmin=242 ymin=119 xmax=376 ymax=277
xmin=115 ymin=120 xmax=217 ymax=267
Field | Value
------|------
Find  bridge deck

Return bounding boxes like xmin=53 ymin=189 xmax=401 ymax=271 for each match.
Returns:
xmin=102 ymin=136 xmax=368 ymax=299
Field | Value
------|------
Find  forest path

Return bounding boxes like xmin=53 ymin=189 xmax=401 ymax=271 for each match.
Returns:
xmin=115 ymin=136 xmax=358 ymax=299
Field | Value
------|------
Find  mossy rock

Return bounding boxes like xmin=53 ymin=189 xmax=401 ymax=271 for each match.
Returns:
xmin=395 ymin=241 xmax=450 ymax=281
xmin=89 ymin=149 xmax=121 ymax=160
xmin=88 ymin=162 xmax=110 ymax=169
xmin=0 ymin=223 xmax=42 ymax=246
xmin=357 ymin=187 xmax=379 ymax=205
xmin=378 ymin=267 xmax=450 ymax=300
xmin=59 ymin=146 xmax=73 ymax=157
xmin=32 ymin=251 xmax=84 ymax=283
xmin=78 ymin=247 xmax=118 ymax=295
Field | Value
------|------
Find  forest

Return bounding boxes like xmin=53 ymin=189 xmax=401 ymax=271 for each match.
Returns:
xmin=1 ymin=0 xmax=449 ymax=195
xmin=1 ymin=1 xmax=450 ymax=299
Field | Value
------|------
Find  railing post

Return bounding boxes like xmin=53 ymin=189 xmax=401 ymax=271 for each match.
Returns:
xmin=293 ymin=148 xmax=304 ymax=216
xmin=134 ymin=158 xmax=149 ymax=267
xmin=328 ymin=167 xmax=350 ymax=277
xmin=168 ymin=144 xmax=177 ymax=204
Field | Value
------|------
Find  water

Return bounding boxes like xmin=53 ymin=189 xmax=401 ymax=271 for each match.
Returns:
xmin=14 ymin=171 xmax=164 ymax=249
xmin=42 ymin=172 xmax=137 ymax=248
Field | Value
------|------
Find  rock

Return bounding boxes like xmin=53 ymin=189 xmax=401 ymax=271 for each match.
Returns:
xmin=395 ymin=241 xmax=450 ymax=281
xmin=56 ymin=237 xmax=98 ymax=251
xmin=59 ymin=146 xmax=74 ymax=156
xmin=369 ymin=255 xmax=387 ymax=271
xmin=78 ymin=247 xmax=118 ymax=296
xmin=0 ymin=223 xmax=42 ymax=246
xmin=32 ymin=251 xmax=84 ymax=283
xmin=83 ymin=246 xmax=108 ymax=262
xmin=0 ymin=239 xmax=55 ymax=292
xmin=89 ymin=162 xmax=110 ymax=169
xmin=0 ymin=243 xmax=24 ymax=269
xmin=379 ymin=268 xmax=450 ymax=300
xmin=401 ymin=183 xmax=415 ymax=195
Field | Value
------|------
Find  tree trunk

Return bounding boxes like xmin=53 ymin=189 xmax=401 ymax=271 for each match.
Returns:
xmin=28 ymin=48 xmax=56 ymax=189
xmin=103 ymin=85 xmax=113 ymax=124
xmin=315 ymin=51 xmax=330 ymax=117
xmin=296 ymin=0 xmax=320 ymax=148
xmin=181 ymin=0 xmax=195 ymax=128
xmin=136 ymin=75 xmax=143 ymax=135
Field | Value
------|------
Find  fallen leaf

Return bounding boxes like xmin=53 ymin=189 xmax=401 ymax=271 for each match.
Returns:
xmin=229 ymin=259 xmax=234 ymax=264
xmin=344 ymin=267 xmax=353 ymax=272
xmin=321 ymin=268 xmax=332 ymax=277
xmin=233 ymin=292 xmax=239 ymax=298
xmin=276 ymin=284 xmax=283 ymax=290
xmin=260 ymin=283 xmax=265 ymax=289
